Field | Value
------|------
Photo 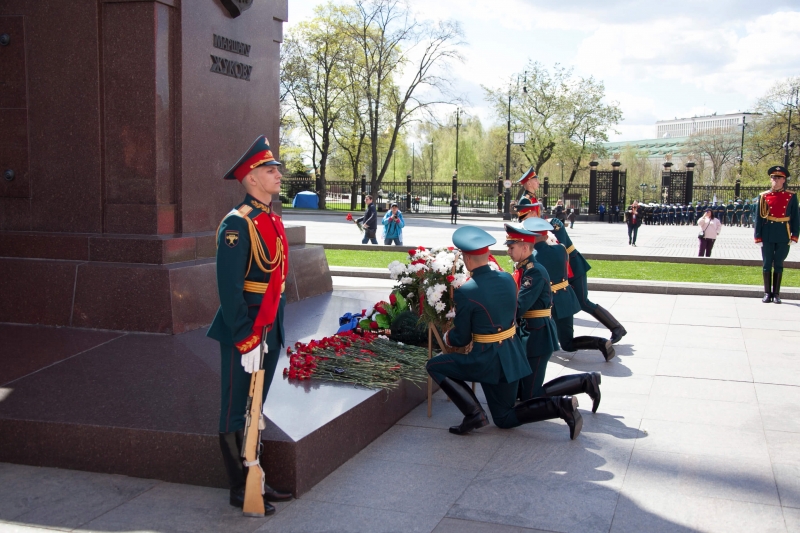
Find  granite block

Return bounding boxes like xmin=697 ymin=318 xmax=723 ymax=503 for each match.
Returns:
xmin=0 ymin=258 xmax=77 ymax=326
xmin=0 ymin=324 xmax=122 ymax=385
xmin=0 ymin=197 xmax=31 ymax=231
xmin=0 ymin=107 xmax=30 ymax=199
xmin=168 ymin=260 xmax=219 ymax=333
xmin=0 ymin=232 xmax=90 ymax=261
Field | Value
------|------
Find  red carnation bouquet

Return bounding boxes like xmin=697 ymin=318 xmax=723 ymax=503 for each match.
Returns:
xmin=345 ymin=212 xmax=364 ymax=233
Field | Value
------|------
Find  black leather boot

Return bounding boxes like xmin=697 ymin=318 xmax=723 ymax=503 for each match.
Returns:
xmin=438 ymin=377 xmax=489 ymax=435
xmin=762 ymin=271 xmax=773 ymax=303
xmin=514 ymin=396 xmax=583 ymax=440
xmin=571 ymin=336 xmax=616 ymax=362
xmin=773 ymin=271 xmax=783 ymax=304
xmin=220 ymin=432 xmax=289 ymax=513
xmin=542 ymin=372 xmax=601 ymax=413
xmin=591 ymin=305 xmax=627 ymax=344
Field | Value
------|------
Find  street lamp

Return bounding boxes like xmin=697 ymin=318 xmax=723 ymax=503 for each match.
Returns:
xmin=738 ymin=117 xmax=747 ymax=179
xmin=784 ymin=86 xmax=799 ymax=168
xmin=639 ymin=183 xmax=647 ymax=201
xmin=650 ymin=184 xmax=657 ymax=202
xmin=455 ymin=108 xmax=461 ymax=174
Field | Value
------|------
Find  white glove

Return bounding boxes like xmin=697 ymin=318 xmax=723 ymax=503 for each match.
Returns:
xmin=759 ymin=242 xmax=763 ymax=247
xmin=241 ymin=342 xmax=267 ymax=373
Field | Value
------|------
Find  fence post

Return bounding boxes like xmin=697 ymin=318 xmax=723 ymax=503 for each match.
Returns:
xmin=497 ymin=173 xmax=503 ymax=213
xmin=452 ymin=171 xmax=458 ymax=197
xmin=543 ymin=176 xmax=549 ymax=210
xmin=611 ymin=161 xmax=621 ymax=211
xmin=360 ymin=174 xmax=366 ymax=209
xmin=686 ymin=162 xmax=695 ymax=204
xmin=589 ymin=159 xmax=599 ymax=214
xmin=406 ymin=173 xmax=412 ymax=212
xmin=735 ymin=177 xmax=741 ymax=199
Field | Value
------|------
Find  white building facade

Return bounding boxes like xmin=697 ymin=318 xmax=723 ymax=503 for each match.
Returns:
xmin=655 ymin=112 xmax=758 ymax=138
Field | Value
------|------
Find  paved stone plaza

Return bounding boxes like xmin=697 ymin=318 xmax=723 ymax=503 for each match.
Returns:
xmin=2 ymin=286 xmax=800 ymax=533
xmin=284 ymin=212 xmax=800 ymax=262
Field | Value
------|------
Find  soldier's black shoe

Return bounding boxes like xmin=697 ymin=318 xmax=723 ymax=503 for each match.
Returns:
xmin=773 ymin=272 xmax=783 ymax=304
xmin=591 ymin=306 xmax=627 ymax=344
xmin=513 ymin=395 xmax=582 ymax=439
xmin=558 ymin=396 xmax=583 ymax=440
xmin=438 ymin=377 xmax=489 ymax=435
xmin=542 ymin=372 xmax=602 ymax=413
xmin=763 ymin=271 xmax=773 ymax=303
xmin=571 ymin=336 xmax=616 ymax=362
xmin=228 ymin=488 xmax=276 ymax=515
xmin=263 ymin=484 xmax=293 ymax=502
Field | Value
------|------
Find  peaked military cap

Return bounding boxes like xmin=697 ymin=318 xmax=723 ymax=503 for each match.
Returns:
xmin=516 ymin=197 xmax=539 ymax=219
xmin=504 ymin=223 xmax=538 ymax=245
xmin=768 ymin=165 xmax=790 ymax=180
xmin=522 ymin=217 xmax=554 ymax=235
xmin=452 ymin=226 xmax=495 ymax=255
xmin=517 ymin=166 xmax=537 ymax=184
xmin=223 ymin=135 xmax=281 ymax=181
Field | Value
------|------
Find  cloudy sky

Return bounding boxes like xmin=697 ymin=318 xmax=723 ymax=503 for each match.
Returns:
xmin=285 ymin=0 xmax=800 ymax=141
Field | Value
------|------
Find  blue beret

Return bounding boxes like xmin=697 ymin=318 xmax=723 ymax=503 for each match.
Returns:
xmin=452 ymin=226 xmax=496 ymax=253
xmin=522 ymin=217 xmax=554 ymax=234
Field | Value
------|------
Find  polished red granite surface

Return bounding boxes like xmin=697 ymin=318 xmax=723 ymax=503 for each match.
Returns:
xmin=0 ymin=289 xmax=423 ymax=495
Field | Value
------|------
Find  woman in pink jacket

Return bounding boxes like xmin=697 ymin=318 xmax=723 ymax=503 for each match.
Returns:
xmin=697 ymin=208 xmax=722 ymax=257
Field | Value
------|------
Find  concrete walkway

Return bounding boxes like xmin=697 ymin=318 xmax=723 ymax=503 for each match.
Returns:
xmin=3 ymin=289 xmax=800 ymax=533
xmin=283 ymin=211 xmax=800 ymax=263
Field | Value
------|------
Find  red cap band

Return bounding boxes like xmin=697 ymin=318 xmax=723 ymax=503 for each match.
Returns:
xmin=462 ymin=246 xmax=489 ymax=255
xmin=233 ymin=150 xmax=276 ymax=181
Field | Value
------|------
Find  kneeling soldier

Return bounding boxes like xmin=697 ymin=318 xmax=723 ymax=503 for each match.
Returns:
xmin=548 ymin=217 xmax=627 ymax=344
xmin=426 ymin=226 xmax=583 ymax=440
xmin=522 ymin=217 xmax=615 ymax=361
xmin=506 ymin=221 xmax=602 ymax=413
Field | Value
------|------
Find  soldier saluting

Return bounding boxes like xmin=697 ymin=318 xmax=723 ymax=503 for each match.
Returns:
xmin=755 ymin=165 xmax=799 ymax=304
xmin=517 ymin=167 xmax=542 ymax=218
xmin=426 ymin=226 xmax=583 ymax=440
xmin=207 ymin=136 xmax=293 ymax=513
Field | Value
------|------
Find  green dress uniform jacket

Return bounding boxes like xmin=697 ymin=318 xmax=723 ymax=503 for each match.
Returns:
xmin=514 ymin=256 xmax=559 ymax=358
xmin=207 ymin=194 xmax=287 ymax=433
xmin=442 ymin=265 xmax=531 ymax=384
xmin=548 ymin=218 xmax=597 ymax=314
xmin=532 ymin=242 xmax=581 ymax=319
xmin=754 ymin=189 xmax=800 ymax=245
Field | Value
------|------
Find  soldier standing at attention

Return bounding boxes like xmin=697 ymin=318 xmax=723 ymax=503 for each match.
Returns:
xmin=426 ymin=226 xmax=583 ymax=440
xmin=207 ymin=136 xmax=293 ymax=513
xmin=755 ymin=165 xmax=799 ymax=304
xmin=506 ymin=222 xmax=602 ymax=413
xmin=523 ymin=217 xmax=616 ymax=361
xmin=517 ymin=167 xmax=542 ymax=218
xmin=548 ymin=217 xmax=627 ymax=344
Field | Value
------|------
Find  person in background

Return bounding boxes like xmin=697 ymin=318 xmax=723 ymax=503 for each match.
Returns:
xmin=554 ymin=199 xmax=565 ymax=222
xmin=613 ymin=204 xmax=621 ymax=223
xmin=382 ymin=202 xmax=405 ymax=246
xmin=357 ymin=195 xmax=378 ymax=244
xmin=627 ymin=201 xmax=642 ymax=246
xmin=697 ymin=208 xmax=721 ymax=257
xmin=450 ymin=193 xmax=460 ymax=225
xmin=567 ymin=208 xmax=577 ymax=229
xmin=598 ymin=203 xmax=605 ymax=222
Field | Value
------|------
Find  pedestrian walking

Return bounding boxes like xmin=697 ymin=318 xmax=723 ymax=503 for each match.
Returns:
xmin=449 ymin=193 xmax=459 ymax=224
xmin=598 ymin=203 xmax=605 ymax=222
xmin=382 ymin=202 xmax=405 ymax=245
xmin=356 ymin=195 xmax=378 ymax=244
xmin=626 ymin=201 xmax=642 ymax=246
xmin=697 ymin=208 xmax=721 ymax=257
xmin=567 ymin=208 xmax=577 ymax=229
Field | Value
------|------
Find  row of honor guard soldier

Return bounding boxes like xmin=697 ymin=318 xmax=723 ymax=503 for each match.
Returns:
xmin=425 ymin=226 xmax=587 ymax=439
xmin=755 ymin=165 xmax=799 ymax=304
xmin=207 ymin=136 xmax=293 ymax=514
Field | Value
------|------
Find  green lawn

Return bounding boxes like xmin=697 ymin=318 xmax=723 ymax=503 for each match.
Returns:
xmin=324 ymin=250 xmax=799 ymax=287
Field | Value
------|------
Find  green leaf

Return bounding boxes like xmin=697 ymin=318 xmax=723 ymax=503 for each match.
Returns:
xmin=359 ymin=319 xmax=372 ymax=329
xmin=375 ymin=313 xmax=391 ymax=329
xmin=394 ymin=291 xmax=407 ymax=312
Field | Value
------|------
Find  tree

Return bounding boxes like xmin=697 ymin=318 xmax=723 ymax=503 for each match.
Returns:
xmin=748 ymin=77 xmax=800 ymax=181
xmin=281 ymin=3 xmax=353 ymax=208
xmin=686 ymin=128 xmax=740 ymax=185
xmin=342 ymin=0 xmax=464 ymax=195
xmin=483 ymin=62 xmax=621 ymax=189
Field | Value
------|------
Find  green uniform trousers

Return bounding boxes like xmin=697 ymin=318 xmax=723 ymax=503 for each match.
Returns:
xmin=762 ymin=243 xmax=791 ymax=273
xmin=427 ymin=353 xmax=521 ymax=429
xmin=569 ymin=274 xmax=598 ymax=314
xmin=518 ymin=353 xmax=552 ymax=401
xmin=219 ymin=343 xmax=280 ymax=433
xmin=555 ymin=316 xmax=577 ymax=352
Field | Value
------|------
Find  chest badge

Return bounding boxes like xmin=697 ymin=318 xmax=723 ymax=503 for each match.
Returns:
xmin=225 ymin=230 xmax=239 ymax=248
xmin=522 ymin=278 xmax=532 ymax=288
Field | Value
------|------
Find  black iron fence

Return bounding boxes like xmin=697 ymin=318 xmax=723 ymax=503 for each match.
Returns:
xmin=281 ymin=173 xmax=503 ymax=214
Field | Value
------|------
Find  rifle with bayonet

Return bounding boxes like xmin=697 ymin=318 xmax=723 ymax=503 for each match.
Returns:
xmin=241 ymin=327 xmax=267 ymax=517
